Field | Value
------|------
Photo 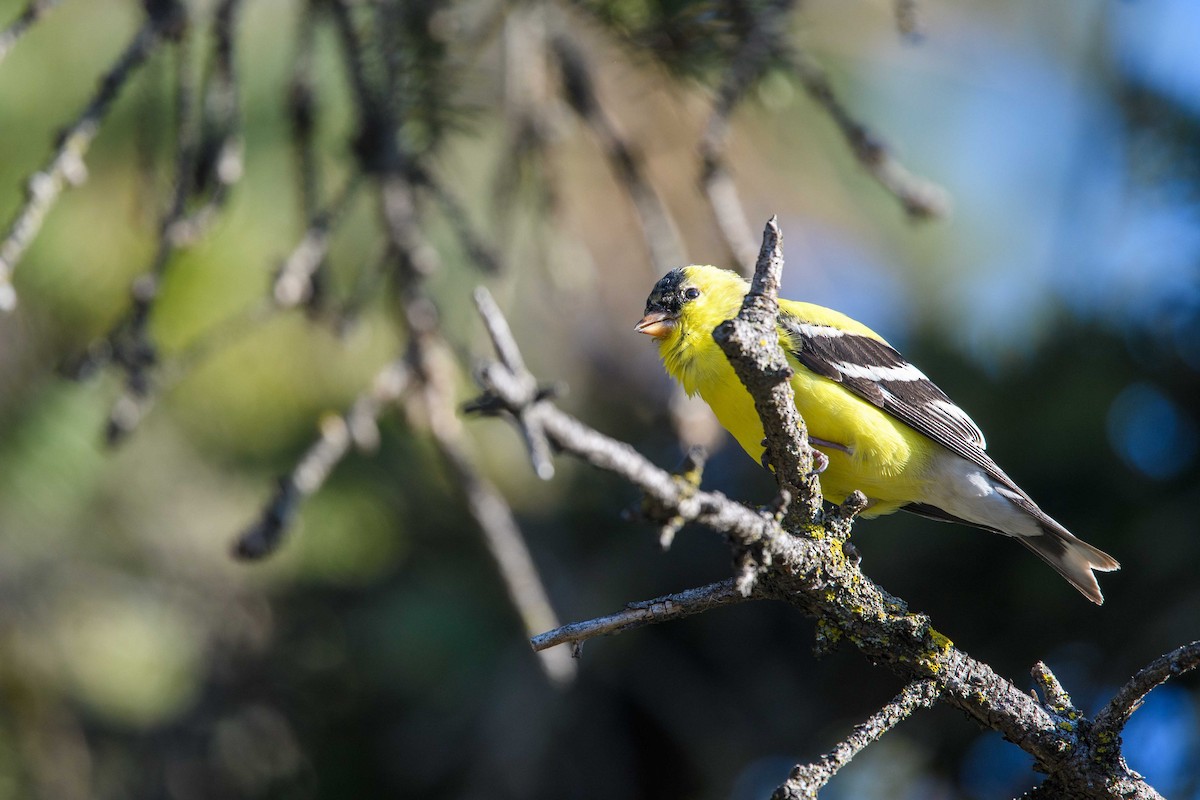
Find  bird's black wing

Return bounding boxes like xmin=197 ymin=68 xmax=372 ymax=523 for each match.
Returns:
xmin=776 ymin=312 xmax=1024 ymax=493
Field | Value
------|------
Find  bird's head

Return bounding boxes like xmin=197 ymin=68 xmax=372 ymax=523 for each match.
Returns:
xmin=635 ymin=265 xmax=747 ymax=343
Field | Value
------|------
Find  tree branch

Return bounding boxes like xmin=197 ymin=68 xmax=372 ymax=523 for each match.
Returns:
xmin=1032 ymin=660 xmax=1078 ymax=715
xmin=272 ymin=175 xmax=364 ymax=309
xmin=377 ymin=161 xmax=574 ymax=685
xmin=233 ymin=358 xmax=412 ymax=560
xmin=550 ymin=34 xmax=687 ymax=272
xmin=713 ymin=216 xmax=823 ymax=528
xmin=698 ymin=1 xmax=794 ymax=274
xmin=0 ymin=0 xmax=63 ymax=65
xmin=773 ymin=679 xmax=941 ymax=799
xmin=1094 ymin=640 xmax=1200 ymax=741
xmin=790 ymin=51 xmax=949 ymax=220
xmin=893 ymin=0 xmax=922 ymax=41
xmin=530 ymin=580 xmax=751 ymax=653
xmin=0 ymin=0 xmax=184 ymax=311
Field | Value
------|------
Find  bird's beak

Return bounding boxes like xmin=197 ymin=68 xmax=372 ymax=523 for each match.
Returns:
xmin=634 ymin=310 xmax=677 ymax=338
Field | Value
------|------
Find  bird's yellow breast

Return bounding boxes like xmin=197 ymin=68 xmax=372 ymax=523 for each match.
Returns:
xmin=670 ymin=327 xmax=931 ymax=516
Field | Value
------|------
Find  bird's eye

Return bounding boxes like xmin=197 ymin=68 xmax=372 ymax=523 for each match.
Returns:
xmin=683 ymin=287 xmax=700 ymax=300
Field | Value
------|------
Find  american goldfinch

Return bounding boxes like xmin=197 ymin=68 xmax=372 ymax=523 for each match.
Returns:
xmin=636 ymin=264 xmax=1119 ymax=604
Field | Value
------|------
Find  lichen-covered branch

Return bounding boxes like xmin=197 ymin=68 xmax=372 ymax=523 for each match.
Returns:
xmin=713 ymin=217 xmax=823 ymax=529
xmin=1032 ymin=660 xmax=1078 ymax=714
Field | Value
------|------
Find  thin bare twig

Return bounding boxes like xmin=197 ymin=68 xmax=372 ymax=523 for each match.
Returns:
xmin=894 ymin=0 xmax=923 ymax=41
xmin=471 ymin=286 xmax=555 ymax=479
xmin=437 ymin=422 xmax=577 ymax=685
xmin=420 ymin=171 xmax=502 ymax=274
xmin=273 ymin=175 xmax=365 ymax=309
xmin=0 ymin=1 xmax=183 ymax=311
xmin=103 ymin=15 xmax=200 ymax=445
xmin=169 ymin=0 xmax=246 ymax=245
xmin=0 ymin=0 xmax=63 ymax=64
xmin=699 ymin=0 xmax=793 ymax=274
xmin=773 ymin=680 xmax=941 ymax=799
xmin=1094 ymin=640 xmax=1200 ymax=741
xmin=234 ymin=358 xmax=411 ymax=560
xmin=332 ymin=3 xmax=570 ymax=684
xmin=550 ymin=34 xmax=686 ymax=272
xmin=790 ymin=52 xmax=949 ymax=220
xmin=531 ymin=580 xmax=750 ymax=653
xmin=469 ymin=308 xmax=785 ymax=545
xmin=378 ymin=163 xmax=573 ymax=684
xmin=700 ymin=159 xmax=759 ymax=275
xmin=61 ymin=1 xmax=248 ymax=443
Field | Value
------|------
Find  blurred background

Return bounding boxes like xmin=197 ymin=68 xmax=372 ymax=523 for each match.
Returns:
xmin=0 ymin=0 xmax=1198 ymax=798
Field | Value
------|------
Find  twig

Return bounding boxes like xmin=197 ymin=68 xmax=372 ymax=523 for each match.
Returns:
xmin=286 ymin=0 xmax=328 ymax=313
xmin=893 ymin=0 xmax=923 ymax=41
xmin=491 ymin=2 xmax=558 ymax=264
xmin=233 ymin=358 xmax=412 ymax=560
xmin=273 ymin=175 xmax=364 ymax=309
xmin=328 ymin=0 xmax=378 ymax=117
xmin=0 ymin=2 xmax=183 ymax=311
xmin=530 ymin=580 xmax=751 ymax=653
xmin=104 ymin=15 xmax=199 ymax=445
xmin=378 ymin=151 xmax=573 ymax=684
xmin=289 ymin=0 xmax=319 ymax=212
xmin=550 ymin=34 xmax=686 ymax=272
xmin=0 ymin=0 xmax=63 ymax=65
xmin=169 ymin=0 xmax=246 ymax=245
xmin=700 ymin=160 xmax=759 ymax=276
xmin=420 ymin=171 xmax=501 ymax=274
xmin=64 ymin=2 xmax=244 ymax=442
xmin=437 ymin=419 xmax=578 ymax=685
xmin=471 ymin=287 xmax=555 ymax=479
xmin=790 ymin=52 xmax=949 ymax=220
xmin=713 ymin=216 xmax=823 ymax=529
xmin=470 ymin=304 xmax=772 ymax=542
xmin=1094 ymin=640 xmax=1200 ymax=741
xmin=699 ymin=1 xmax=793 ymax=274
xmin=308 ymin=0 xmax=535 ymax=646
xmin=773 ymin=679 xmax=941 ymax=799
xmin=1032 ymin=661 xmax=1077 ymax=714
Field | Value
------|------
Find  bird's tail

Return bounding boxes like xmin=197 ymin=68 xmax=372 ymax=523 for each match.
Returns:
xmin=1018 ymin=520 xmax=1120 ymax=605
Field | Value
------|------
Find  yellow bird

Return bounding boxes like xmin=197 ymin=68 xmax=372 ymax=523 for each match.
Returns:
xmin=635 ymin=264 xmax=1119 ymax=604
